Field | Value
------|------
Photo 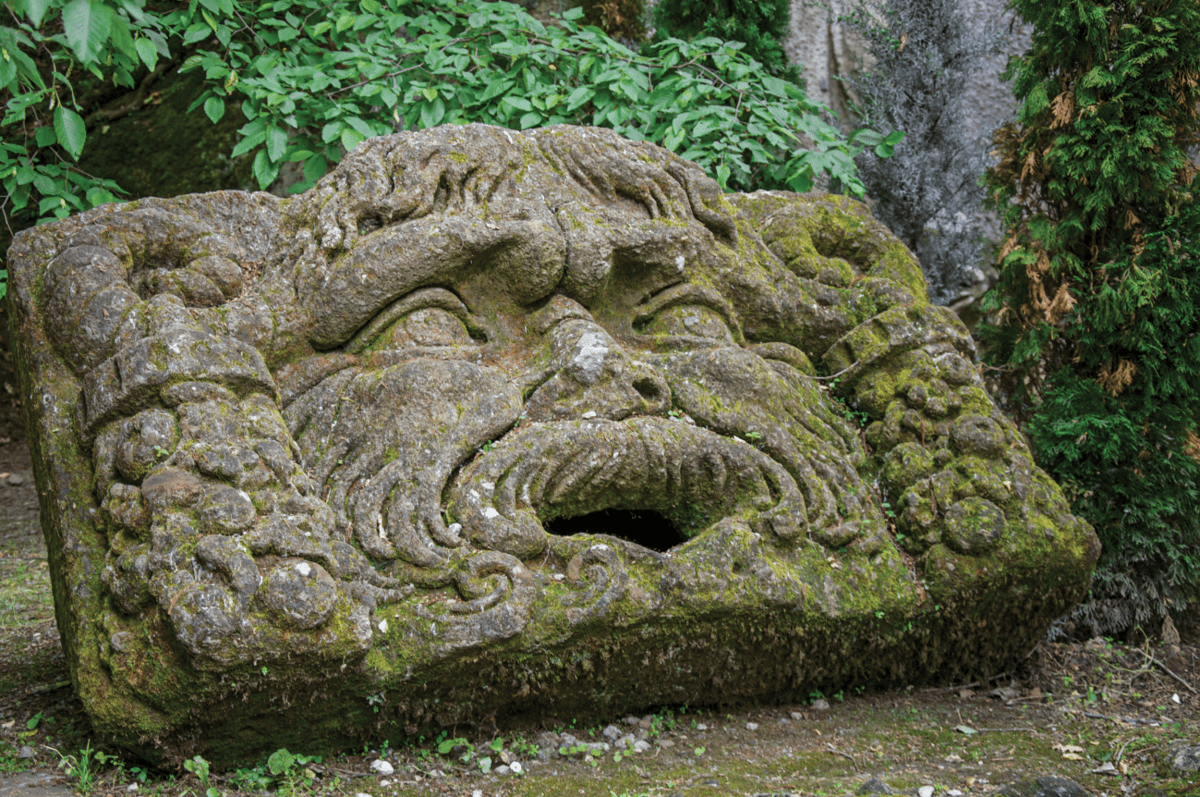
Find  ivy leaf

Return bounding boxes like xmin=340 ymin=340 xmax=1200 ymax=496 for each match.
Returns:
xmin=62 ymin=0 xmax=113 ymax=63
xmin=252 ymin=148 xmax=279 ymax=189
xmin=340 ymin=126 xmax=365 ymax=153
xmin=203 ymin=97 xmax=225 ymax=123
xmin=24 ymin=0 xmax=53 ymax=27
xmin=134 ymin=37 xmax=158 ymax=70
xmin=266 ymin=125 xmax=287 ymax=161
xmin=53 ymin=107 xmax=86 ymax=161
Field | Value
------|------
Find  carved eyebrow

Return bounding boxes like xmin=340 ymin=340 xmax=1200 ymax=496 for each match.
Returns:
xmin=632 ymin=283 xmax=741 ymax=338
xmin=344 ymin=287 xmax=481 ymax=353
xmin=528 ymin=299 xmax=594 ymax=336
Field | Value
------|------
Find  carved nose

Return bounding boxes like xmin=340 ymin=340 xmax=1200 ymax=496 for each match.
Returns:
xmin=562 ymin=328 xmax=670 ymax=419
xmin=525 ymin=330 xmax=673 ymax=422
xmin=567 ymin=350 xmax=671 ymax=421
xmin=627 ymin=364 xmax=671 ymax=416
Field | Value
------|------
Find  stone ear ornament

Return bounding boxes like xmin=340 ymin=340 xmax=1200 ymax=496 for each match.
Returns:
xmin=7 ymin=123 xmax=1098 ymax=765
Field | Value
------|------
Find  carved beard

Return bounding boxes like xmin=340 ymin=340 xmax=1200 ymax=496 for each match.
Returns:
xmin=284 ymin=358 xmax=522 ymax=568
xmin=283 ymin=344 xmax=883 ymax=571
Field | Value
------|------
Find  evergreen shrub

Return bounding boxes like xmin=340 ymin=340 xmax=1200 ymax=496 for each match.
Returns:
xmin=980 ymin=0 xmax=1200 ymax=635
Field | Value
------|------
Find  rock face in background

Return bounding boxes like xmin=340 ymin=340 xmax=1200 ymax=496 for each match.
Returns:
xmin=787 ymin=0 xmax=1029 ymax=313
xmin=786 ymin=0 xmax=868 ymax=125
xmin=786 ymin=0 xmax=1027 ymax=141
xmin=8 ymin=124 xmax=1096 ymax=766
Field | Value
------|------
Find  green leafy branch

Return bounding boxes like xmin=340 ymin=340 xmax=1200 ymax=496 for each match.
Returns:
xmin=178 ymin=0 xmax=898 ymax=195
xmin=0 ymin=0 xmax=902 ymax=303
xmin=0 ymin=0 xmax=171 ymax=230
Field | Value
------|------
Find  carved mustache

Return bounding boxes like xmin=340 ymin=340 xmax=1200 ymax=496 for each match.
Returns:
xmin=446 ymin=416 xmax=809 ymax=560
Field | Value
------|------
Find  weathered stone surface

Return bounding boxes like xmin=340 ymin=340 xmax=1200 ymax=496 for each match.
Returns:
xmin=997 ymin=776 xmax=1090 ymax=797
xmin=1172 ymin=743 xmax=1200 ymax=773
xmin=6 ymin=123 xmax=1098 ymax=766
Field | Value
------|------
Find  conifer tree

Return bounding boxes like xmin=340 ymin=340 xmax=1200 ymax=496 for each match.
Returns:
xmin=981 ymin=0 xmax=1200 ymax=635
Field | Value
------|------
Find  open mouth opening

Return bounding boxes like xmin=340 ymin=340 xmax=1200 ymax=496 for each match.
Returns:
xmin=447 ymin=417 xmax=808 ymax=561
xmin=542 ymin=509 xmax=688 ymax=553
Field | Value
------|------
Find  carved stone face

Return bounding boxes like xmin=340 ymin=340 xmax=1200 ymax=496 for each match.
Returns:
xmin=7 ymin=124 xmax=1099 ymax=765
xmin=280 ymin=130 xmax=876 ymax=573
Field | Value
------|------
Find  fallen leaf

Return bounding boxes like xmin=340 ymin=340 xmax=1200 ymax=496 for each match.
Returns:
xmin=956 ymin=725 xmax=977 ymax=735
xmin=1092 ymin=761 xmax=1119 ymax=776
xmin=1053 ymin=743 xmax=1085 ymax=754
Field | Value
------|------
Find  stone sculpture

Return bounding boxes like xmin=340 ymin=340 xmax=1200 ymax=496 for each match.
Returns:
xmin=7 ymin=124 xmax=1098 ymax=764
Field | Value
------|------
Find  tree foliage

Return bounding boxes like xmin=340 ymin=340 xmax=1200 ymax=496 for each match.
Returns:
xmin=841 ymin=0 xmax=1002 ymax=304
xmin=650 ymin=0 xmax=800 ymax=83
xmin=184 ymin=0 xmax=877 ymax=196
xmin=580 ymin=0 xmax=646 ymax=42
xmin=979 ymin=0 xmax=1200 ymax=635
xmin=0 ymin=0 xmax=896 ymax=286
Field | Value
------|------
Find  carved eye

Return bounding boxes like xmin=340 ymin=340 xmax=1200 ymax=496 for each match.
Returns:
xmin=343 ymin=288 xmax=486 ymax=354
xmin=637 ymin=304 xmax=734 ymax=343
xmin=384 ymin=307 xmax=475 ymax=348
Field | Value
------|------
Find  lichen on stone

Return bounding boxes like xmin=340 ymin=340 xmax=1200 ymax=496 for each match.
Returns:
xmin=6 ymin=123 xmax=1098 ymax=766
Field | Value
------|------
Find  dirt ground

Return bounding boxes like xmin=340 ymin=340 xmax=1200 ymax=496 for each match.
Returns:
xmin=0 ymin=305 xmax=1197 ymax=797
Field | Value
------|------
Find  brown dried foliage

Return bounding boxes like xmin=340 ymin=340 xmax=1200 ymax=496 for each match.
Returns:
xmin=1096 ymin=357 xmax=1138 ymax=397
xmin=1184 ymin=429 xmax=1200 ymax=462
